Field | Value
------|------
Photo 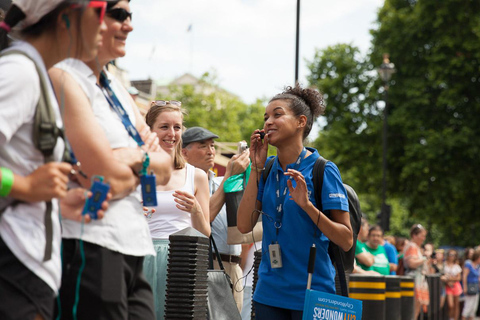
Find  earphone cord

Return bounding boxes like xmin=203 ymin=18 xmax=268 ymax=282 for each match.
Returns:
xmin=72 ymin=216 xmax=86 ymax=320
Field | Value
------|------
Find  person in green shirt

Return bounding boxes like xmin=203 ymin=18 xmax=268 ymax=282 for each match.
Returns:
xmin=358 ymin=225 xmax=390 ymax=275
xmin=355 ymin=218 xmax=375 ymax=268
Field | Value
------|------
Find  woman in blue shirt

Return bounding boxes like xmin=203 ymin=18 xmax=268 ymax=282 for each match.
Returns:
xmin=237 ymin=84 xmax=353 ymax=320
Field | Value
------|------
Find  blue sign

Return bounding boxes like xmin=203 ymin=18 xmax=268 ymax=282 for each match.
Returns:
xmin=303 ymin=290 xmax=362 ymax=320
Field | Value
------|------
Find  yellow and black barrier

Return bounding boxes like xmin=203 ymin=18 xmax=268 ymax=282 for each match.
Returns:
xmin=349 ymin=274 xmax=386 ymax=320
xmin=385 ymin=275 xmax=401 ymax=320
xmin=399 ymin=276 xmax=415 ymax=320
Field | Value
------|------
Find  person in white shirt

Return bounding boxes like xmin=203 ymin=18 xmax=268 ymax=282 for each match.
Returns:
xmin=49 ymin=1 xmax=172 ymax=319
xmin=0 ymin=0 xmax=106 ymax=319
xmin=141 ymin=102 xmax=210 ymax=320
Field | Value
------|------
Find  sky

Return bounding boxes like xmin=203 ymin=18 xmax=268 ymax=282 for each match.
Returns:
xmin=119 ymin=0 xmax=385 ymax=105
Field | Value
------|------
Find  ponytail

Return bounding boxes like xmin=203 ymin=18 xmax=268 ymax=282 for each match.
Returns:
xmin=0 ymin=5 xmax=25 ymax=51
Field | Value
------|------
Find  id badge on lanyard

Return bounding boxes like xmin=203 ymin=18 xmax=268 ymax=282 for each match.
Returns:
xmin=100 ymin=72 xmax=158 ymax=207
xmin=270 ymin=148 xmax=307 ymax=269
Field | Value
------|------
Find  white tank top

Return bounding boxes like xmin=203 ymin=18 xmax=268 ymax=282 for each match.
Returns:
xmin=148 ymin=164 xmax=196 ymax=239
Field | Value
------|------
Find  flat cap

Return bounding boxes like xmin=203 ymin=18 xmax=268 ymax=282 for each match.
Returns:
xmin=182 ymin=127 xmax=219 ymax=148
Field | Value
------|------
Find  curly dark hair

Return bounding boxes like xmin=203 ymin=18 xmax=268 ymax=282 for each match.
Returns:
xmin=269 ymin=83 xmax=325 ymax=140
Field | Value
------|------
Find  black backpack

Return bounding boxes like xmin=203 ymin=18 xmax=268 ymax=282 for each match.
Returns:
xmin=263 ymin=156 xmax=362 ymax=297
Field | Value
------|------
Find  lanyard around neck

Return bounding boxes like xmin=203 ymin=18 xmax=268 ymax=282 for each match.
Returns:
xmin=99 ymin=72 xmax=144 ymax=148
xmin=274 ymin=147 xmax=307 ymax=236
xmin=99 ymin=72 xmax=151 ymax=175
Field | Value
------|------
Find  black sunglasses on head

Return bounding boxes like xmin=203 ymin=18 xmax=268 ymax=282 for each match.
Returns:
xmin=107 ymin=8 xmax=132 ymax=22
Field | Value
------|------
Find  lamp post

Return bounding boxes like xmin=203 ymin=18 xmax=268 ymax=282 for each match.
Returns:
xmin=295 ymin=0 xmax=300 ymax=85
xmin=377 ymin=53 xmax=395 ymax=231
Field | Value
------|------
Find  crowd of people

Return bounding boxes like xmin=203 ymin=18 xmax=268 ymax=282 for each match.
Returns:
xmin=1 ymin=1 xmax=477 ymax=320
xmin=0 ymin=1 xmax=353 ymax=319
xmin=354 ymin=221 xmax=480 ymax=320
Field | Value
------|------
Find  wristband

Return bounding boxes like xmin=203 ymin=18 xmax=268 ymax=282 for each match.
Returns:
xmin=0 ymin=167 xmax=14 ymax=197
xmin=251 ymin=165 xmax=265 ymax=172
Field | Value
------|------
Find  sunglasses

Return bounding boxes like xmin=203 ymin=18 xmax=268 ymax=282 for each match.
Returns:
xmin=72 ymin=1 xmax=107 ymax=24
xmin=152 ymin=100 xmax=182 ymax=107
xmin=107 ymin=8 xmax=133 ymax=23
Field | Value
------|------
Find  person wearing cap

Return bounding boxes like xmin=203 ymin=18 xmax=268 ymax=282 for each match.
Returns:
xmin=0 ymin=0 xmax=107 ymax=319
xmin=182 ymin=126 xmax=251 ymax=312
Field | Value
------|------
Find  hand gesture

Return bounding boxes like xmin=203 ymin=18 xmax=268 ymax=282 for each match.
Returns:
xmin=173 ymin=190 xmax=202 ymax=216
xmin=140 ymin=126 xmax=160 ymax=153
xmin=227 ymin=149 xmax=251 ymax=177
xmin=60 ymin=188 xmax=111 ymax=222
xmin=285 ymin=169 xmax=311 ymax=210
xmin=249 ymin=129 xmax=268 ymax=169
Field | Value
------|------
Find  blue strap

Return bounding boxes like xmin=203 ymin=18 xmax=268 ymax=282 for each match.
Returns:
xmin=274 ymin=148 xmax=307 ymax=237
xmin=99 ymin=72 xmax=144 ymax=147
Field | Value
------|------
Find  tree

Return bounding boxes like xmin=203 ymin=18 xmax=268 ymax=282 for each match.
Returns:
xmin=162 ymin=72 xmax=265 ymax=143
xmin=306 ymin=44 xmax=383 ymax=206
xmin=306 ymin=1 xmax=480 ymax=245
xmin=370 ymin=0 xmax=480 ymax=245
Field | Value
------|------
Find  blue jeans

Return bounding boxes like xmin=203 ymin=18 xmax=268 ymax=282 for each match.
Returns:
xmin=254 ymin=301 xmax=303 ymax=320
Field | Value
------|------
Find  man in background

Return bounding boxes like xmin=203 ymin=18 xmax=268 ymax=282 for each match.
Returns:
xmin=182 ymin=127 xmax=250 ymax=312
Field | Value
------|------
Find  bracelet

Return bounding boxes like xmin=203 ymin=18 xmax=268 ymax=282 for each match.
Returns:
xmin=251 ymin=165 xmax=265 ymax=172
xmin=0 ymin=167 xmax=14 ymax=197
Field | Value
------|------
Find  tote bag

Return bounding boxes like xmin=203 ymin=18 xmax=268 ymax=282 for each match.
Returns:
xmin=207 ymin=236 xmax=242 ymax=320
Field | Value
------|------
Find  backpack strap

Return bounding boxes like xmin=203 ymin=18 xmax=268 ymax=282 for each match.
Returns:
xmin=312 ymin=157 xmax=349 ymax=297
xmin=0 ymin=50 xmax=61 ymax=261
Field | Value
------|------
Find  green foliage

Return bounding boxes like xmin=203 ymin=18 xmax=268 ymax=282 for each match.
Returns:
xmin=306 ymin=0 xmax=480 ymax=246
xmin=161 ymin=72 xmax=265 ymax=143
xmin=371 ymin=0 xmax=480 ymax=246
xmin=306 ymin=44 xmax=383 ymax=210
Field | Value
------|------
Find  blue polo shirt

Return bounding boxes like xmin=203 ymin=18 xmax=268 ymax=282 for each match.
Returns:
xmin=253 ymin=148 xmax=349 ymax=311
xmin=383 ymin=241 xmax=398 ymax=275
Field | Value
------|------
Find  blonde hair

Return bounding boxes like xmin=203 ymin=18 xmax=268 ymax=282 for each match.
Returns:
xmin=145 ymin=102 xmax=188 ymax=169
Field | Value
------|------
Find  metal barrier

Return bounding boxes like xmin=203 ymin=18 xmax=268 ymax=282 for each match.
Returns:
xmin=400 ymin=276 xmax=415 ymax=320
xmin=349 ymin=274 xmax=386 ymax=320
xmin=425 ymin=274 xmax=442 ymax=320
xmin=385 ymin=275 xmax=401 ymax=320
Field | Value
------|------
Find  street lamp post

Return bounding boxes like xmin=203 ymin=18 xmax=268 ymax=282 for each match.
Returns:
xmin=295 ymin=0 xmax=300 ymax=85
xmin=377 ymin=54 xmax=395 ymax=231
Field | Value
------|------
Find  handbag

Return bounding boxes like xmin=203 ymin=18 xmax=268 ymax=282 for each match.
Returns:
xmin=466 ymin=283 xmax=479 ymax=295
xmin=224 ymin=167 xmax=263 ymax=245
xmin=207 ymin=236 xmax=242 ymax=320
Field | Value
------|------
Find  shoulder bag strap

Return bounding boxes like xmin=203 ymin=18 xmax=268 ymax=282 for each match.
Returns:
xmin=0 ymin=50 xmax=58 ymax=261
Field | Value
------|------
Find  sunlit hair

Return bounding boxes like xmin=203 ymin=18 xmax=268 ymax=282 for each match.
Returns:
xmin=410 ymin=223 xmax=426 ymax=237
xmin=269 ymin=83 xmax=325 ymax=140
xmin=145 ymin=101 xmax=188 ymax=170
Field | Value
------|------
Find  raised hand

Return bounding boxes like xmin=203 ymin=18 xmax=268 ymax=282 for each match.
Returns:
xmin=249 ymin=129 xmax=268 ymax=170
xmin=227 ymin=149 xmax=251 ymax=177
xmin=285 ymin=169 xmax=310 ymax=210
xmin=172 ymin=190 xmax=202 ymax=216
xmin=139 ymin=126 xmax=160 ymax=153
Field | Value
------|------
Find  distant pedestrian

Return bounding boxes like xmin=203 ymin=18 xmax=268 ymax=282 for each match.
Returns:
xmin=461 ymin=248 xmax=480 ymax=320
xmin=444 ymin=249 xmax=463 ymax=320
xmin=404 ymin=224 xmax=430 ymax=319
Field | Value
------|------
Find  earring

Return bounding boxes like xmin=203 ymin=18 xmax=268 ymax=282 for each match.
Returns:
xmin=62 ymin=14 xmax=70 ymax=29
